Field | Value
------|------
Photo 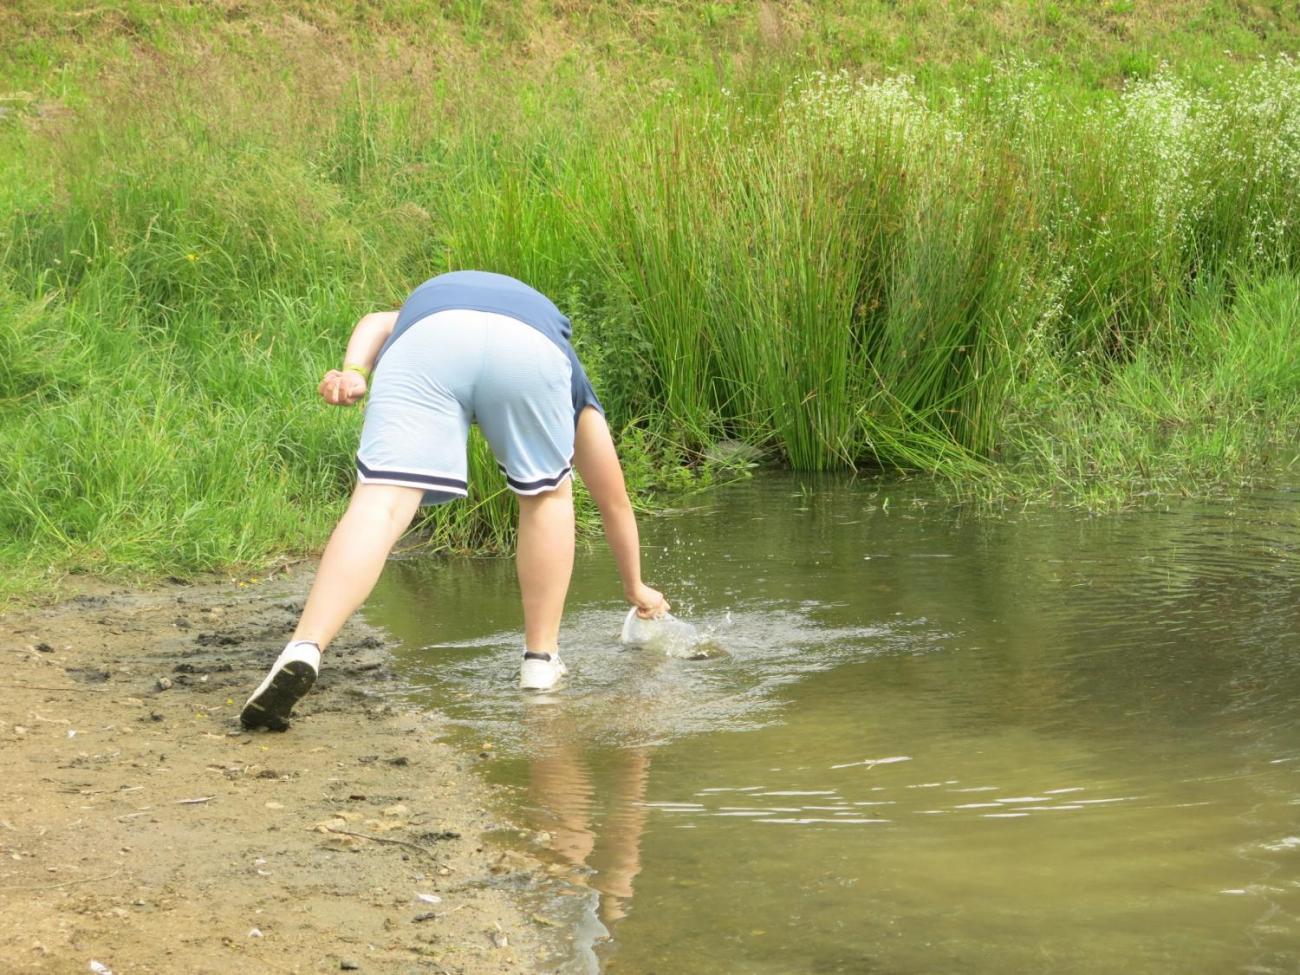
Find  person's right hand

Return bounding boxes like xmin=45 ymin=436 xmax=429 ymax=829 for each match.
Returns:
xmin=318 ymin=369 xmax=368 ymax=406
xmin=627 ymin=583 xmax=669 ymax=619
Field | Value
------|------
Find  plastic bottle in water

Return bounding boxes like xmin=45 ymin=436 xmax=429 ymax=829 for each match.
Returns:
xmin=620 ymin=607 xmax=705 ymax=658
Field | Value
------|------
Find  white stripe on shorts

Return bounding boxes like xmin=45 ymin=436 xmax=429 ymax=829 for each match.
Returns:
xmin=356 ymin=458 xmax=469 ymax=496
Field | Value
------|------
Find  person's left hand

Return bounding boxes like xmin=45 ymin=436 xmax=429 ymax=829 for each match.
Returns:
xmin=318 ymin=369 xmax=368 ymax=406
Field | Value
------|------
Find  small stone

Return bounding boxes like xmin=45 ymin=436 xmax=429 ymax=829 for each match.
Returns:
xmin=340 ymin=961 xmax=360 ymax=971
xmin=156 ymin=677 xmax=173 ymax=692
xmin=35 ymin=643 xmax=54 ymax=653
xmin=248 ymin=927 xmax=263 ymax=938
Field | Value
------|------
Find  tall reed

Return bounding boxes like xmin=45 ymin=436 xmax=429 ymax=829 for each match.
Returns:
xmin=3 ymin=52 xmax=1299 ymax=595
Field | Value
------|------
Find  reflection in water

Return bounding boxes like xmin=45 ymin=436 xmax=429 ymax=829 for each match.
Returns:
xmin=522 ymin=698 xmax=651 ymax=927
xmin=369 ymin=477 xmax=1300 ymax=974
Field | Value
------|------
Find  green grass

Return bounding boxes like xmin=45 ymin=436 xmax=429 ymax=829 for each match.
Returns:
xmin=997 ymin=271 xmax=1300 ymax=506
xmin=1 ymin=2 xmax=1299 ymax=601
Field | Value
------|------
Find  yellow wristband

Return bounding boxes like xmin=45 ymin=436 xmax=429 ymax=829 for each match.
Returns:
xmin=342 ymin=362 xmax=371 ymax=381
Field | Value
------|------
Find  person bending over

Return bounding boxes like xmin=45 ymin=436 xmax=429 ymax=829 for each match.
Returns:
xmin=241 ymin=270 xmax=668 ymax=731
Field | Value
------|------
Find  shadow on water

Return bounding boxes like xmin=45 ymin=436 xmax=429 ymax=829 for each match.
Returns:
xmin=367 ymin=475 xmax=1300 ymax=974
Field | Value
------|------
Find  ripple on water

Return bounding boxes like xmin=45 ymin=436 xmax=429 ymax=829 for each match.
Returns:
xmin=400 ymin=603 xmax=913 ymax=752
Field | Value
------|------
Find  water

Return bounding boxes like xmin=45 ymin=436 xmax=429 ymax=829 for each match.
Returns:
xmin=367 ymin=475 xmax=1300 ymax=974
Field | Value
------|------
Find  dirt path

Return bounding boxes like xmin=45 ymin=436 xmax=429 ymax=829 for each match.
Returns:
xmin=0 ymin=572 xmax=564 ymax=974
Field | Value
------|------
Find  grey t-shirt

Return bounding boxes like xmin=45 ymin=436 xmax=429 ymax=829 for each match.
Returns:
xmin=378 ymin=270 xmax=603 ymax=424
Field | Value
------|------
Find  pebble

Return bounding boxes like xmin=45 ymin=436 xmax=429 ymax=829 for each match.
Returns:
xmin=340 ymin=961 xmax=360 ymax=971
xmin=156 ymin=677 xmax=173 ymax=691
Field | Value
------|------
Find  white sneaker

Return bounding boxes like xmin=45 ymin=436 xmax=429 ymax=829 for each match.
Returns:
xmin=240 ymin=641 xmax=320 ymax=731
xmin=519 ymin=651 xmax=567 ymax=690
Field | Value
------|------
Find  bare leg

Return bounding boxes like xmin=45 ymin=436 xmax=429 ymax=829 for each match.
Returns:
xmin=292 ymin=483 xmax=424 ymax=652
xmin=516 ymin=478 xmax=575 ymax=652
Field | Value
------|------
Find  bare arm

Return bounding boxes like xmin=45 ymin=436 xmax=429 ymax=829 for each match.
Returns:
xmin=572 ymin=407 xmax=669 ymax=618
xmin=343 ymin=311 xmax=398 ymax=371
xmin=320 ymin=311 xmax=398 ymax=406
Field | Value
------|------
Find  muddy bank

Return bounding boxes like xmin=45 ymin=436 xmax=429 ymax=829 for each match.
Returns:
xmin=0 ymin=571 xmax=568 ymax=974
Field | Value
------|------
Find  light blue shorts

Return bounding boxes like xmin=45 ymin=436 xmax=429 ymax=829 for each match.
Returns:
xmin=356 ymin=309 xmax=574 ymax=505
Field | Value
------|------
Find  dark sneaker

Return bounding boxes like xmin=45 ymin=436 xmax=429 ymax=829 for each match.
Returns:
xmin=240 ymin=641 xmax=320 ymax=731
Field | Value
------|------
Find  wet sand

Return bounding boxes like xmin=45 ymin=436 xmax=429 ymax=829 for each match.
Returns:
xmin=0 ymin=570 xmax=560 ymax=974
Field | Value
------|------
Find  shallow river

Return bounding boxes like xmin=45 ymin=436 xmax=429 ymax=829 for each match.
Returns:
xmin=368 ymin=475 xmax=1300 ymax=974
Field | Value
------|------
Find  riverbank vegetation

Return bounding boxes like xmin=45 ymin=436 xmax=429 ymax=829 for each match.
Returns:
xmin=2 ymin=1 xmax=1298 ymax=599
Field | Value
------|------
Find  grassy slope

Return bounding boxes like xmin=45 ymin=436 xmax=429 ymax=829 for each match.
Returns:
xmin=1 ymin=1 xmax=1298 ymax=603
xmin=3 ymin=1 xmax=1299 ymax=77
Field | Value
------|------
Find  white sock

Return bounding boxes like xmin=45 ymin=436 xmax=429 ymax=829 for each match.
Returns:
xmin=277 ymin=640 xmax=321 ymax=671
